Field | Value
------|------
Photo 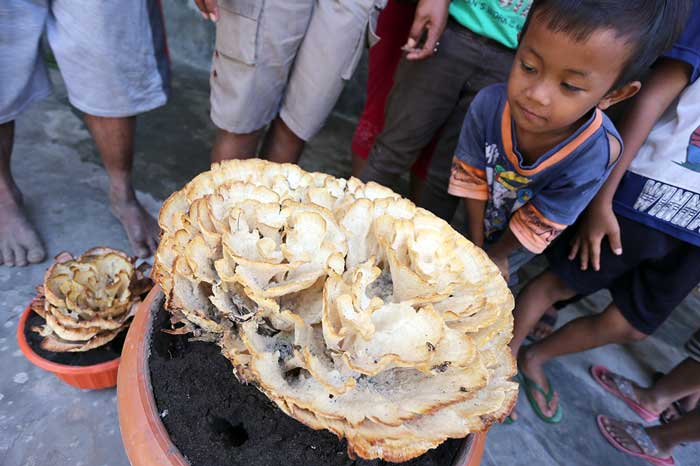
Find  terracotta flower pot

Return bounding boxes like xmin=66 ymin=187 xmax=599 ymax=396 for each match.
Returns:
xmin=117 ymin=286 xmax=487 ymax=466
xmin=17 ymin=304 xmax=120 ymax=390
xmin=117 ymin=286 xmax=188 ymax=466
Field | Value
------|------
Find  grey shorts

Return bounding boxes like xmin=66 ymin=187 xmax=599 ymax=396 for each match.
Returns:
xmin=211 ymin=0 xmax=384 ymax=141
xmin=0 ymin=0 xmax=170 ymax=124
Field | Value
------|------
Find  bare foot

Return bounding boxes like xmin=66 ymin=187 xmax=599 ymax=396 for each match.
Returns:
xmin=599 ymin=416 xmax=672 ymax=460
xmin=519 ymin=348 xmax=559 ymax=418
xmin=110 ymin=194 xmax=160 ymax=258
xmin=0 ymin=191 xmax=46 ymax=267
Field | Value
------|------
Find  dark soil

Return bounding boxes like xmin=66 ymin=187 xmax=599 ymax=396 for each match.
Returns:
xmin=24 ymin=311 xmax=125 ymax=366
xmin=149 ymin=303 xmax=463 ymax=466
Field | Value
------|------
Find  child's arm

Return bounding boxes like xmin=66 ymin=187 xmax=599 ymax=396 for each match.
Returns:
xmin=488 ymin=202 xmax=567 ymax=281
xmin=569 ymin=58 xmax=693 ymax=271
xmin=485 ymin=228 xmax=521 ymax=282
xmin=464 ymin=199 xmax=486 ymax=248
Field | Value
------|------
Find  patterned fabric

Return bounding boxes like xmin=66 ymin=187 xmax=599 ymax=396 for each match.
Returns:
xmin=622 ymin=422 xmax=661 ymax=457
xmin=602 ymin=371 xmax=640 ymax=404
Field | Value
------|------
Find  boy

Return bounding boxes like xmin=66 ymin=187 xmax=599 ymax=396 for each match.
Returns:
xmin=509 ymin=0 xmax=699 ymax=423
xmin=447 ymin=0 xmax=689 ymax=285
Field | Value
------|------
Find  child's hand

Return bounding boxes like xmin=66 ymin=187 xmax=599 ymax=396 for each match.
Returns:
xmin=488 ymin=253 xmax=509 ymax=283
xmin=568 ymin=197 xmax=622 ymax=271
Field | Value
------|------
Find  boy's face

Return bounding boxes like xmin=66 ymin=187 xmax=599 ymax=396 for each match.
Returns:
xmin=507 ymin=12 xmax=638 ymax=138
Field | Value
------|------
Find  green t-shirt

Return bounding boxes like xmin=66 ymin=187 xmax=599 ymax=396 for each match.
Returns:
xmin=449 ymin=0 xmax=532 ymax=49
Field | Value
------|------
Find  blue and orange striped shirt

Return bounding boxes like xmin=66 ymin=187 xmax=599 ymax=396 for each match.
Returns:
xmin=449 ymin=84 xmax=621 ymax=253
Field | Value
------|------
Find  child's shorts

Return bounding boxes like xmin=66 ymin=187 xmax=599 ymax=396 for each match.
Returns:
xmin=546 ymin=215 xmax=700 ymax=335
xmin=0 ymin=0 xmax=170 ymax=123
xmin=211 ymin=0 xmax=385 ymax=141
xmin=686 ymin=330 xmax=700 ymax=363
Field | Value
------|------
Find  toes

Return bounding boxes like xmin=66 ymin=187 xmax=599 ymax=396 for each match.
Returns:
xmin=2 ymin=246 xmax=14 ymax=267
xmin=13 ymin=245 xmax=28 ymax=267
xmin=26 ymin=240 xmax=46 ymax=264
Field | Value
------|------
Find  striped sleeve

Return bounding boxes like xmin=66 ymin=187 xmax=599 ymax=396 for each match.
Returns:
xmin=448 ymin=158 xmax=489 ymax=200
xmin=509 ymin=203 xmax=567 ymax=253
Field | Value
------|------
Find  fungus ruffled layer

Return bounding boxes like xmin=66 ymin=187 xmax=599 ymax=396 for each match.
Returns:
xmin=154 ymin=159 xmax=517 ymax=462
xmin=31 ymin=247 xmax=152 ymax=352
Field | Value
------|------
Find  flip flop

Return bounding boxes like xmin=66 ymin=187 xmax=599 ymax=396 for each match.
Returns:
xmin=590 ymin=365 xmax=659 ymax=422
xmin=521 ymin=371 xmax=562 ymax=424
xmin=597 ymin=415 xmax=675 ymax=466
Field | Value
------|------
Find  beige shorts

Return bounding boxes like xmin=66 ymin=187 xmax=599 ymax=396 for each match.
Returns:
xmin=211 ymin=0 xmax=384 ymax=141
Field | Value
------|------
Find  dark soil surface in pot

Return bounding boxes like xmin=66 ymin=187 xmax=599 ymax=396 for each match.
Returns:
xmin=149 ymin=303 xmax=463 ymax=466
xmin=24 ymin=311 xmax=125 ymax=365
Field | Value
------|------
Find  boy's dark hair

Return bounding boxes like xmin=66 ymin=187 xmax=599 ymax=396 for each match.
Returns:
xmin=521 ymin=0 xmax=692 ymax=88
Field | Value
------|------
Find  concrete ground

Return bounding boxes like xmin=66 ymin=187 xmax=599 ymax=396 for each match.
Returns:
xmin=1 ymin=63 xmax=699 ymax=466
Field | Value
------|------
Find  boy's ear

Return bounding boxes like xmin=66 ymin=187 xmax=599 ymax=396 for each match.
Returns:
xmin=597 ymin=81 xmax=642 ymax=110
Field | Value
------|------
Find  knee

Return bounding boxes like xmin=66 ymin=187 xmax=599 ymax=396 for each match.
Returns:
xmin=597 ymin=307 xmax=648 ymax=343
xmin=540 ymin=271 xmax=575 ymax=303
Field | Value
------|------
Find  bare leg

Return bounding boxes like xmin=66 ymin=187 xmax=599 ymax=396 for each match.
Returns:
xmin=211 ymin=128 xmax=263 ymax=163
xmin=351 ymin=154 xmax=368 ymax=178
xmin=83 ymin=115 xmax=159 ymax=258
xmin=263 ymin=117 xmax=305 ymax=164
xmin=0 ymin=121 xmax=45 ymax=266
xmin=649 ymin=408 xmax=700 ymax=452
xmin=520 ymin=302 xmax=647 ymax=416
xmin=636 ymin=358 xmax=700 ymax=415
xmin=509 ymin=270 xmax=577 ymax=356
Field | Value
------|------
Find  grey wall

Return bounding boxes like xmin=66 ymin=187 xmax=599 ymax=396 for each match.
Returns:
xmin=161 ymin=0 xmax=368 ymax=120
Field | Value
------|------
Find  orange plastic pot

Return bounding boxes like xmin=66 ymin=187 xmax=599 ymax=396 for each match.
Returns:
xmin=17 ymin=304 xmax=120 ymax=390
xmin=118 ymin=286 xmax=189 ymax=466
xmin=117 ymin=285 xmax=486 ymax=466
